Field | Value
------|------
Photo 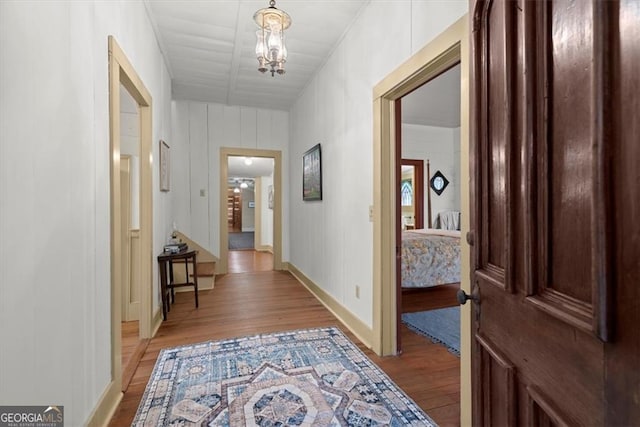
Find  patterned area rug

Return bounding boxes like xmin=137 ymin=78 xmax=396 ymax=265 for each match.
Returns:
xmin=133 ymin=327 xmax=436 ymax=426
xmin=401 ymin=307 xmax=460 ymax=356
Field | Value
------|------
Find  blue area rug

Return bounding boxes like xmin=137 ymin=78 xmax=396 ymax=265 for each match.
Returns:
xmin=133 ymin=327 xmax=436 ymax=426
xmin=402 ymin=307 xmax=460 ymax=356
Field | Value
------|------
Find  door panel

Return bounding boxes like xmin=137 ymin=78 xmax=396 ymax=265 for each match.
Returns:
xmin=469 ymin=0 xmax=639 ymax=424
xmin=523 ymin=0 xmax=609 ymax=337
xmin=476 ymin=335 xmax=515 ymax=427
xmin=475 ymin=0 xmax=514 ymax=292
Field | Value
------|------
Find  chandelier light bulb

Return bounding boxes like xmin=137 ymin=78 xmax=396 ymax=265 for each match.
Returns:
xmin=254 ymin=0 xmax=290 ymax=77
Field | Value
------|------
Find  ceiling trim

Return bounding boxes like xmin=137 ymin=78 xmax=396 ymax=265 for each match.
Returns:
xmin=226 ymin=2 xmax=244 ymax=105
xmin=143 ymin=0 xmax=174 ymax=78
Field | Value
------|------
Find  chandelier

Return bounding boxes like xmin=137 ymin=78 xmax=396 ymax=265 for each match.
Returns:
xmin=254 ymin=0 xmax=291 ymax=76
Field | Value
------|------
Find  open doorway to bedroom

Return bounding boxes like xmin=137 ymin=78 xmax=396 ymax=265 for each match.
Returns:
xmin=372 ymin=15 xmax=471 ymax=423
xmin=397 ymin=63 xmax=462 ymax=353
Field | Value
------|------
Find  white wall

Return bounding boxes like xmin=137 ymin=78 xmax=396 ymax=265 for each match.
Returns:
xmin=121 ymin=86 xmax=141 ymax=229
xmin=0 ymin=1 xmax=172 ymax=425
xmin=241 ymin=187 xmax=255 ymax=232
xmin=171 ymin=101 xmax=289 ymax=258
xmin=289 ymin=0 xmax=467 ymax=327
xmin=402 ymin=124 xmax=461 ymax=222
xmin=453 ymin=127 xmax=461 ymax=211
xmin=260 ymin=175 xmax=274 ymax=247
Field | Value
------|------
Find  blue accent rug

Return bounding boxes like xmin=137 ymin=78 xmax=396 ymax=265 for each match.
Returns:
xmin=133 ymin=327 xmax=436 ymax=426
xmin=228 ymin=232 xmax=254 ymax=250
xmin=402 ymin=307 xmax=460 ymax=356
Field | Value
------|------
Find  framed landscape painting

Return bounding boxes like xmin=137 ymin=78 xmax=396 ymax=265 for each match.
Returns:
xmin=302 ymin=143 xmax=322 ymax=201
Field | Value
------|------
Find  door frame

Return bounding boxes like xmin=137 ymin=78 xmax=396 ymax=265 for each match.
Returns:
xmin=371 ymin=15 xmax=471 ymax=424
xmin=108 ymin=36 xmax=154 ymax=396
xmin=218 ymin=147 xmax=283 ymax=274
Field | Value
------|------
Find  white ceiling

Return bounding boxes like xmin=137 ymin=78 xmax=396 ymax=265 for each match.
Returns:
xmin=401 ymin=63 xmax=461 ymax=128
xmin=228 ymin=156 xmax=274 ymax=182
xmin=144 ymin=0 xmax=460 ymax=128
xmin=145 ymin=0 xmax=368 ymax=111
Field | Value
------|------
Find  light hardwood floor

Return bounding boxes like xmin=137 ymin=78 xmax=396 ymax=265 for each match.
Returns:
xmin=109 ymin=253 xmax=460 ymax=426
xmin=228 ymin=249 xmax=273 ymax=273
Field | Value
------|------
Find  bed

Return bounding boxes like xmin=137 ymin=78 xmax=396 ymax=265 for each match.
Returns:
xmin=401 ymin=228 xmax=461 ymax=288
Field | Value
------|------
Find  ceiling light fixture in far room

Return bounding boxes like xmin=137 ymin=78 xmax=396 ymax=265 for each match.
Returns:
xmin=233 ymin=187 xmax=240 ymax=193
xmin=240 ymin=181 xmax=249 ymax=189
xmin=244 ymin=157 xmax=253 ymax=165
xmin=254 ymin=0 xmax=291 ymax=77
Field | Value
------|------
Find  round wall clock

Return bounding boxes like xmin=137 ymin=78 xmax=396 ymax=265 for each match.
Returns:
xmin=430 ymin=170 xmax=449 ymax=196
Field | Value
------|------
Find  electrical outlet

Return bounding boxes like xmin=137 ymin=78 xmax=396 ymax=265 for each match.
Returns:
xmin=355 ymin=285 xmax=360 ymax=299
xmin=200 ymin=189 xmax=206 ymax=197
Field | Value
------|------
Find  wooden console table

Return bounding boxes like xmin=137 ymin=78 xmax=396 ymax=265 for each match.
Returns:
xmin=157 ymin=249 xmax=199 ymax=320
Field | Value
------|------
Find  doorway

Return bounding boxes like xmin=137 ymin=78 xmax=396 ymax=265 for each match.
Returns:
xmin=108 ymin=36 xmax=154 ymax=396
xmin=372 ymin=15 xmax=471 ymax=424
xmin=226 ymin=155 xmax=275 ymax=273
xmin=395 ymin=64 xmax=462 ymax=353
xmin=218 ymin=148 xmax=283 ymax=275
xmin=118 ymin=84 xmax=146 ymax=391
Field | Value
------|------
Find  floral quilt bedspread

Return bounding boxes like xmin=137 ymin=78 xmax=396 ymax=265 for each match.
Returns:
xmin=401 ymin=229 xmax=461 ymax=288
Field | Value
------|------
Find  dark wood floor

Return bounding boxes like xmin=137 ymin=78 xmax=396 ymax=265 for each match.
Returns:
xmin=109 ymin=262 xmax=460 ymax=426
xmin=402 ymin=283 xmax=460 ymax=313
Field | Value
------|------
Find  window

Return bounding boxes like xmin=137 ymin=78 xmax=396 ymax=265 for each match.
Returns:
xmin=401 ymin=180 xmax=413 ymax=206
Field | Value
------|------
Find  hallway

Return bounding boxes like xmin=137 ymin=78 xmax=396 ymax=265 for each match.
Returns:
xmin=109 ymin=270 xmax=460 ymax=426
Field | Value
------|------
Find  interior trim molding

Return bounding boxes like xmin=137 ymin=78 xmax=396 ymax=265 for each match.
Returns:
xmin=285 ymin=262 xmax=373 ymax=348
xmin=151 ymin=307 xmax=163 ymax=338
xmin=371 ymin=14 xmax=471 ymax=425
xmin=85 ymin=380 xmax=122 ymax=427
xmin=107 ymin=35 xmax=154 ymax=424
xmin=219 ymin=147 xmax=282 ymax=274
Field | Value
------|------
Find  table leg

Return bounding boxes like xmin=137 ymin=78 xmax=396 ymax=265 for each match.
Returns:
xmin=159 ymin=261 xmax=168 ymax=320
xmin=193 ymin=254 xmax=199 ymax=308
xmin=169 ymin=259 xmax=175 ymax=303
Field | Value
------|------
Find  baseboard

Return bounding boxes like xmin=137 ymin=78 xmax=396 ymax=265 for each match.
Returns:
xmin=151 ymin=307 xmax=163 ymax=337
xmin=285 ymin=262 xmax=373 ymax=348
xmin=256 ymin=245 xmax=273 ymax=253
xmin=122 ymin=338 xmax=149 ymax=391
xmin=85 ymin=379 xmax=123 ymax=427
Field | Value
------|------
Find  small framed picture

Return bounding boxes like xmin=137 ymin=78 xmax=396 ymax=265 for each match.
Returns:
xmin=160 ymin=140 xmax=170 ymax=192
xmin=268 ymin=185 xmax=274 ymax=209
xmin=302 ymin=143 xmax=322 ymax=201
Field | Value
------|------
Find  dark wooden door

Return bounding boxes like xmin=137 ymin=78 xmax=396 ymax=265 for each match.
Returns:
xmin=470 ymin=0 xmax=639 ymax=424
